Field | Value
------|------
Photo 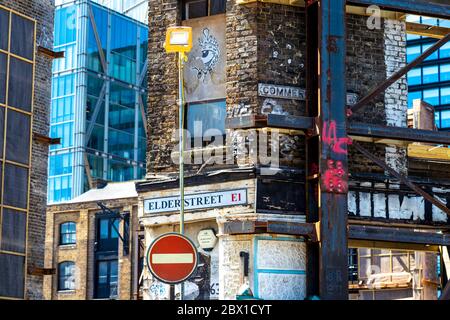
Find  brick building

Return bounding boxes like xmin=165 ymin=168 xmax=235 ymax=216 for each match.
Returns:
xmin=137 ymin=0 xmax=450 ymax=300
xmin=44 ymin=181 xmax=143 ymax=300
xmin=0 ymin=0 xmax=54 ymax=299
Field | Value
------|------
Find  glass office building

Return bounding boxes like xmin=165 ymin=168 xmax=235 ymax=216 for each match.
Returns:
xmin=48 ymin=0 xmax=148 ymax=203
xmin=406 ymin=16 xmax=450 ymax=130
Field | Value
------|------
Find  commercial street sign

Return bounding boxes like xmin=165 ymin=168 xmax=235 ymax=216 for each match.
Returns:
xmin=258 ymin=83 xmax=305 ymax=100
xmin=147 ymin=233 xmax=198 ymax=284
xmin=144 ymin=188 xmax=248 ymax=214
xmin=258 ymin=82 xmax=358 ymax=105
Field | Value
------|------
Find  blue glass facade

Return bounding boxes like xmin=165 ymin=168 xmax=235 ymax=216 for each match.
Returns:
xmin=48 ymin=1 xmax=148 ymax=203
xmin=406 ymin=16 xmax=450 ymax=131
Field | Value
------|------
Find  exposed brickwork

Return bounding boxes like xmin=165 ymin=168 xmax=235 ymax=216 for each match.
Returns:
xmin=146 ymin=0 xmax=181 ymax=173
xmin=45 ymin=198 xmax=139 ymax=300
xmin=0 ymin=0 xmax=54 ymax=300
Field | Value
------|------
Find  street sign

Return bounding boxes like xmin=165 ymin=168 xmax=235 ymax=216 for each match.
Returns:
xmin=147 ymin=233 xmax=198 ymax=284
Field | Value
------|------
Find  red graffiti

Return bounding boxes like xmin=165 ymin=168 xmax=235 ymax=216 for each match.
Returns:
xmin=323 ymin=120 xmax=352 ymax=154
xmin=322 ymin=159 xmax=348 ymax=193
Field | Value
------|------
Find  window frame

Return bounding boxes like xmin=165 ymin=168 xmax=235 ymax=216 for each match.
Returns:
xmin=182 ymin=0 xmax=226 ymax=20
xmin=185 ymin=98 xmax=227 ymax=147
xmin=59 ymin=221 xmax=77 ymax=245
xmin=58 ymin=261 xmax=76 ymax=291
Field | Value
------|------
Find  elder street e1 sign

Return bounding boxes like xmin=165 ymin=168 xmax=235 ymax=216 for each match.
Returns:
xmin=143 ymin=188 xmax=247 ymax=214
xmin=146 ymin=233 xmax=198 ymax=284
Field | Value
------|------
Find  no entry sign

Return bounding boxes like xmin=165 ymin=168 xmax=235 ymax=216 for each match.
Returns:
xmin=146 ymin=233 xmax=198 ymax=284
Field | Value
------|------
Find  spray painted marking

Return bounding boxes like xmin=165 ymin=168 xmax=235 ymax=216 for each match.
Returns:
xmin=152 ymin=253 xmax=194 ymax=264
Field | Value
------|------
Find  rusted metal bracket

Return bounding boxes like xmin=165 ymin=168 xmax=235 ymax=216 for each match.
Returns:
xmin=33 ymin=133 xmax=61 ymax=145
xmin=353 ymin=141 xmax=450 ymax=217
xmin=351 ymin=33 xmax=450 ymax=115
xmin=27 ymin=266 xmax=56 ymax=276
xmin=37 ymin=46 xmax=64 ymax=59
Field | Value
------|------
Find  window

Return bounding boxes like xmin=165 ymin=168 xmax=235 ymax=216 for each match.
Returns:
xmin=408 ymin=91 xmax=422 ymax=109
xmin=423 ymin=88 xmax=439 ymax=106
xmin=423 ymin=43 xmax=439 ymax=61
xmin=441 ymin=87 xmax=450 ymax=105
xmin=0 ymin=53 xmax=6 ymax=104
xmin=407 ymin=68 xmax=421 ymax=86
xmin=441 ymin=64 xmax=450 ymax=82
xmin=407 ymin=45 xmax=421 ymax=63
xmin=95 ymin=260 xmax=118 ymax=299
xmin=8 ymin=57 xmax=33 ymax=112
xmin=187 ymin=100 xmax=226 ymax=139
xmin=348 ymin=248 xmax=358 ymax=283
xmin=97 ymin=216 xmax=120 ymax=252
xmin=183 ymin=0 xmax=226 ymax=20
xmin=422 ymin=65 xmax=438 ymax=84
xmin=58 ymin=261 xmax=76 ymax=291
xmin=0 ymin=9 xmax=35 ymax=300
xmin=60 ymin=222 xmax=76 ymax=245
xmin=435 ymin=111 xmax=441 ymax=129
xmin=442 ymin=110 xmax=450 ymax=129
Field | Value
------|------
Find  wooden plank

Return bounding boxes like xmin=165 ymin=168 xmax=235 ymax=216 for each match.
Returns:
xmin=349 ymin=239 xmax=440 ymax=252
xmin=406 ymin=22 xmax=450 ymax=40
xmin=408 ymin=144 xmax=450 ymax=161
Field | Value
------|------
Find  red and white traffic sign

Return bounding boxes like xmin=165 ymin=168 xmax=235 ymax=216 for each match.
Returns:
xmin=146 ymin=233 xmax=198 ymax=284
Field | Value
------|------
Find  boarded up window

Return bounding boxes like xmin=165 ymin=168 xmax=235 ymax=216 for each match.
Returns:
xmin=0 ymin=253 xmax=25 ymax=298
xmin=10 ymin=13 xmax=34 ymax=60
xmin=6 ymin=109 xmax=30 ymax=164
xmin=3 ymin=164 xmax=28 ymax=209
xmin=1 ymin=209 xmax=26 ymax=253
xmin=8 ymin=57 xmax=33 ymax=112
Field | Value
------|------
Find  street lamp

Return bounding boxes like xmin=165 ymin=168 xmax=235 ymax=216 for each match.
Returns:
xmin=164 ymin=26 xmax=192 ymax=301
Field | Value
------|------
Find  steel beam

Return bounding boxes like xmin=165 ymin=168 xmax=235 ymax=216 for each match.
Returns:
xmin=85 ymin=82 xmax=107 ymax=142
xmin=353 ymin=141 xmax=450 ymax=217
xmin=347 ymin=0 xmax=450 ymax=20
xmin=349 ymin=225 xmax=450 ymax=246
xmin=88 ymin=4 xmax=107 ymax=73
xmin=317 ymin=0 xmax=349 ymax=300
xmin=348 ymin=122 xmax=450 ymax=145
xmin=305 ymin=0 xmax=320 ymax=298
xmin=351 ymin=33 xmax=450 ymax=115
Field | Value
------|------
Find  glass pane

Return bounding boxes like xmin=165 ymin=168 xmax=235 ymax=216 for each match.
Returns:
xmin=186 ymin=0 xmax=208 ymax=19
xmin=422 ymin=65 xmax=438 ymax=84
xmin=109 ymin=104 xmax=135 ymax=133
xmin=111 ymin=15 xmax=137 ymax=60
xmin=8 ymin=57 xmax=33 ymax=112
xmin=406 ymin=45 xmax=420 ymax=63
xmin=423 ymin=89 xmax=439 ymax=106
xmin=408 ymin=91 xmax=422 ymax=109
xmin=108 ymin=129 xmax=134 ymax=159
xmin=0 ymin=8 xmax=9 ymax=50
xmin=210 ymin=0 xmax=226 ymax=15
xmin=98 ymin=261 xmax=108 ymax=284
xmin=111 ymin=220 xmax=119 ymax=239
xmin=0 ymin=53 xmax=6 ymax=104
xmin=6 ymin=109 xmax=31 ymax=165
xmin=55 ymin=6 xmax=77 ymax=46
xmin=441 ymin=64 xmax=450 ymax=82
xmin=442 ymin=110 xmax=450 ymax=129
xmin=441 ymin=87 xmax=450 ymax=105
xmin=10 ymin=13 xmax=34 ymax=60
xmin=100 ymin=219 xmax=109 ymax=239
xmin=407 ymin=68 xmax=421 ymax=86
xmin=423 ymin=43 xmax=439 ymax=61
xmin=3 ymin=163 xmax=28 ymax=209
xmin=0 ymin=253 xmax=25 ymax=298
xmin=187 ymin=100 xmax=226 ymax=138
xmin=0 ymin=108 xmax=4 ymax=157
xmin=1 ymin=209 xmax=26 ymax=253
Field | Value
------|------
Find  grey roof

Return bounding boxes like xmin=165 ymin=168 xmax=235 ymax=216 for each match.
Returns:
xmin=66 ymin=180 xmax=141 ymax=204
